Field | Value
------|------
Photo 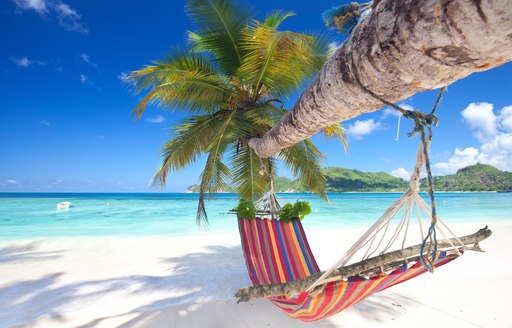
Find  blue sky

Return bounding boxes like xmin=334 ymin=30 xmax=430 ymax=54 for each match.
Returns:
xmin=1 ymin=0 xmax=511 ymax=192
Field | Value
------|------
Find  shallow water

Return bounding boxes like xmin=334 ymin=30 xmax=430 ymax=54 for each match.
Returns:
xmin=0 ymin=192 xmax=510 ymax=239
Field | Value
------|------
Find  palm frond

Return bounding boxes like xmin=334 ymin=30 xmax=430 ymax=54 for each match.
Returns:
xmin=226 ymin=107 xmax=280 ymax=200
xmin=186 ymin=0 xmax=252 ymax=75
xmin=151 ymin=112 xmax=230 ymax=187
xmin=131 ymin=48 xmax=218 ymax=89
xmin=238 ymin=22 xmax=332 ymax=99
xmin=264 ymin=9 xmax=295 ymax=28
xmin=196 ymin=109 xmax=239 ymax=225
xmin=298 ymin=31 xmax=336 ymax=72
xmin=277 ymin=140 xmax=327 ymax=199
xmin=196 ymin=151 xmax=231 ymax=226
xmin=186 ymin=31 xmax=205 ymax=52
xmin=238 ymin=104 xmax=283 ymax=133
xmin=322 ymin=123 xmax=349 ymax=151
xmin=129 ymin=49 xmax=233 ymax=118
xmin=231 ymin=146 xmax=271 ymax=201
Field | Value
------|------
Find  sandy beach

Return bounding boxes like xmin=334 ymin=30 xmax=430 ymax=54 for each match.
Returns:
xmin=1 ymin=221 xmax=510 ymax=328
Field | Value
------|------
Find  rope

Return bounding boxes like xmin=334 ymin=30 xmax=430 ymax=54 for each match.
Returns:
xmin=395 ymin=113 xmax=402 ymax=141
xmin=306 ymin=189 xmax=413 ymax=292
xmin=418 ymin=126 xmax=438 ymax=271
xmin=257 ymin=156 xmax=281 ymax=218
xmin=345 ymin=28 xmax=446 ymax=272
xmin=305 ymin=8 xmax=451 ymax=292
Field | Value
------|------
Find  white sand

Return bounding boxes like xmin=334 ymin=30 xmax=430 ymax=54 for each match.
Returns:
xmin=0 ymin=221 xmax=510 ymax=328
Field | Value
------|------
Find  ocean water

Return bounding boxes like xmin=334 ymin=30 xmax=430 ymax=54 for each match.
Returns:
xmin=0 ymin=192 xmax=510 ymax=240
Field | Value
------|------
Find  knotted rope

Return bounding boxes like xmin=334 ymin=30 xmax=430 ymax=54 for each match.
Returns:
xmin=346 ymin=33 xmax=446 ymax=271
xmin=256 ymin=156 xmax=281 ymax=218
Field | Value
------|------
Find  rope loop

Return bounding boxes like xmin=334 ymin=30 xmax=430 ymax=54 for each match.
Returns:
xmin=404 ymin=110 xmax=438 ymax=138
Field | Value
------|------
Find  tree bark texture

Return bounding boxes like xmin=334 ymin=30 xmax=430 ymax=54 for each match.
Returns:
xmin=235 ymin=226 xmax=492 ymax=302
xmin=249 ymin=0 xmax=512 ymax=158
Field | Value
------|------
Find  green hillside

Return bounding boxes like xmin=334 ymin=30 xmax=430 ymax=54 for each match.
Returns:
xmin=273 ymin=176 xmax=308 ymax=192
xmin=187 ymin=164 xmax=512 ymax=193
xmin=323 ymin=167 xmax=408 ymax=192
xmin=421 ymin=163 xmax=512 ymax=191
xmin=186 ymin=185 xmax=235 ymax=193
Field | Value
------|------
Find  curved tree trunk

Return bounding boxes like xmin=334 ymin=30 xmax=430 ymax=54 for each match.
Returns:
xmin=249 ymin=0 xmax=512 ymax=158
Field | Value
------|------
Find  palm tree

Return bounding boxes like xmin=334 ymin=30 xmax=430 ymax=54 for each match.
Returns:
xmin=129 ymin=0 xmax=347 ymax=225
xmin=248 ymin=0 xmax=512 ymax=158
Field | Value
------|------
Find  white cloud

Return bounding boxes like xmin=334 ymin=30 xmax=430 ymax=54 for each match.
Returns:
xmin=10 ymin=57 xmax=46 ymax=67
xmin=11 ymin=0 xmax=48 ymax=13
xmin=435 ymin=147 xmax=480 ymax=174
xmin=500 ymin=105 xmax=512 ymax=132
xmin=79 ymin=73 xmax=93 ymax=85
xmin=55 ymin=2 xmax=88 ymax=33
xmin=346 ymin=119 xmax=382 ymax=140
xmin=381 ymin=104 xmax=413 ymax=118
xmin=382 ymin=108 xmax=401 ymax=118
xmin=40 ymin=120 xmax=51 ymax=126
xmin=145 ymin=115 xmax=166 ymax=124
xmin=12 ymin=0 xmax=88 ymax=34
xmin=79 ymin=53 xmax=99 ymax=70
xmin=461 ymin=102 xmax=497 ymax=142
xmin=79 ymin=53 xmax=90 ymax=63
xmin=6 ymin=179 xmax=19 ymax=185
xmin=435 ymin=103 xmax=512 ymax=174
xmin=391 ymin=167 xmax=410 ymax=180
xmin=11 ymin=57 xmax=31 ymax=67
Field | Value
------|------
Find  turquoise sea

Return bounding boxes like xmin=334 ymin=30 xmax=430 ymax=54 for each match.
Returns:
xmin=0 ymin=192 xmax=511 ymax=240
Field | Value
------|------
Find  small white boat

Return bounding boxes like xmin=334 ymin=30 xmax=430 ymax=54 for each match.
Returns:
xmin=57 ymin=201 xmax=72 ymax=209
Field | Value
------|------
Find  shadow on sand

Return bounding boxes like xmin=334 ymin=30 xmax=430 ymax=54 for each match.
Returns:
xmin=0 ymin=243 xmax=416 ymax=328
xmin=0 ymin=243 xmax=63 ymax=264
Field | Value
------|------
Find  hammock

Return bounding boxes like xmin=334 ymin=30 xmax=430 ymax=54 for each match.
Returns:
xmin=235 ymin=137 xmax=491 ymax=321
xmin=238 ymin=216 xmax=460 ymax=321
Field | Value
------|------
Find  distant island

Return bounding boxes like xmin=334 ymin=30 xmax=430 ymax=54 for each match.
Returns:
xmin=187 ymin=164 xmax=512 ymax=193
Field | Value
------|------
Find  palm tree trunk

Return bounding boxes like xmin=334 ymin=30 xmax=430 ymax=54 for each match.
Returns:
xmin=248 ymin=0 xmax=512 ymax=158
xmin=235 ymin=226 xmax=492 ymax=302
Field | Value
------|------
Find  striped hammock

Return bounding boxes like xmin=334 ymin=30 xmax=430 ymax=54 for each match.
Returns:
xmin=238 ymin=217 xmax=460 ymax=322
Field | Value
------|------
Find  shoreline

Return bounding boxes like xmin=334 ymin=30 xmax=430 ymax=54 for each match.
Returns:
xmin=0 ymin=220 xmax=503 ymax=244
xmin=0 ymin=190 xmax=506 ymax=196
xmin=0 ymin=218 xmax=504 ymax=242
xmin=1 ymin=220 xmax=509 ymax=327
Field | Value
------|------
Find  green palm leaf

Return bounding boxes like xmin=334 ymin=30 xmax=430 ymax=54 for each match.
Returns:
xmin=231 ymin=145 xmax=270 ymax=201
xmin=227 ymin=107 xmax=278 ymax=200
xmin=196 ymin=109 xmax=238 ymax=224
xmin=264 ymin=10 xmax=295 ymax=28
xmin=197 ymin=151 xmax=231 ymax=226
xmin=129 ymin=49 xmax=233 ymax=117
xmin=277 ymin=140 xmax=327 ymax=199
xmin=186 ymin=0 xmax=252 ymax=75
xmin=238 ymin=21 xmax=333 ymax=99
xmin=151 ymin=112 xmax=229 ymax=187
xmin=322 ymin=123 xmax=349 ymax=151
